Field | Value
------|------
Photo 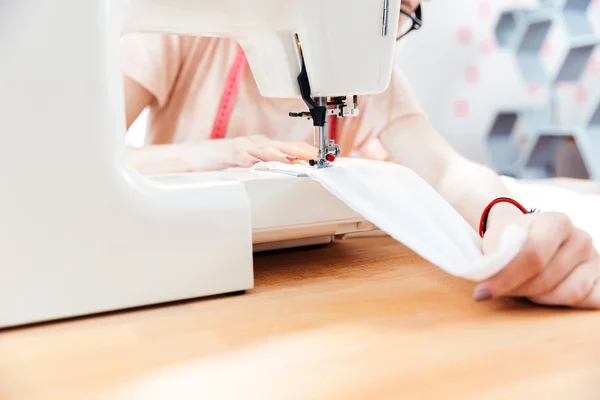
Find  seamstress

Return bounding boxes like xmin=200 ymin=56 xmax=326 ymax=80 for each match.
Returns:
xmin=120 ymin=0 xmax=599 ymax=309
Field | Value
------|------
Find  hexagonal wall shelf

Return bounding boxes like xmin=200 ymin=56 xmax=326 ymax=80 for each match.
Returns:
xmin=588 ymin=100 xmax=600 ymax=142
xmin=516 ymin=128 xmax=595 ymax=179
xmin=523 ymin=135 xmax=573 ymax=179
xmin=486 ymin=112 xmax=520 ymax=175
xmin=486 ymin=109 xmax=553 ymax=176
xmin=586 ymin=100 xmax=600 ymax=176
xmin=494 ymin=11 xmax=520 ymax=48
xmin=554 ymin=35 xmax=598 ymax=82
xmin=562 ymin=0 xmax=594 ymax=38
xmin=493 ymin=8 xmax=556 ymax=83
xmin=516 ymin=11 xmax=555 ymax=83
xmin=487 ymin=1 xmax=600 ymax=180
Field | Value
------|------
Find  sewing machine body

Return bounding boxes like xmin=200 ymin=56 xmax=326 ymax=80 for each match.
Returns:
xmin=152 ymin=169 xmax=377 ymax=252
xmin=0 ymin=0 xmax=397 ymax=328
xmin=122 ymin=0 xmax=401 ymax=99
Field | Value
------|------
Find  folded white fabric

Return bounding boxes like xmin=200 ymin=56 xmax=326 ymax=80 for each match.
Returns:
xmin=253 ymin=158 xmax=527 ymax=282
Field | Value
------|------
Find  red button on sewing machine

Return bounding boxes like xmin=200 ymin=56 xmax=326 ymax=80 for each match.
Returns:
xmin=326 ymin=154 xmax=335 ymax=162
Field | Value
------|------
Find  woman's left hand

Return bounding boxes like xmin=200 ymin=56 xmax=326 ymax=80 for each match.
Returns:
xmin=477 ymin=210 xmax=600 ymax=309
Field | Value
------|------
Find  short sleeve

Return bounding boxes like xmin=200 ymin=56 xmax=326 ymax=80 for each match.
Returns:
xmin=120 ymin=33 xmax=183 ymax=108
xmin=374 ymin=67 xmax=425 ymax=124
xmin=338 ymin=67 xmax=425 ymax=159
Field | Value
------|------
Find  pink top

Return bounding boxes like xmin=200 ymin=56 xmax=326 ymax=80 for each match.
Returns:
xmin=120 ymin=34 xmax=425 ymax=160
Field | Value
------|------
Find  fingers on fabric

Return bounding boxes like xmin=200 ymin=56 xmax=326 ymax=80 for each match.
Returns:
xmin=230 ymin=136 xmax=292 ymax=165
xmin=278 ymin=143 xmax=318 ymax=161
xmin=250 ymin=135 xmax=317 ymax=162
xmin=232 ymin=136 xmax=319 ymax=166
xmin=474 ymin=212 xmax=573 ymax=300
xmin=248 ymin=145 xmax=295 ymax=164
xmin=298 ymin=142 xmax=319 ymax=156
xmin=509 ymin=228 xmax=595 ymax=298
xmin=233 ymin=150 xmax=260 ymax=168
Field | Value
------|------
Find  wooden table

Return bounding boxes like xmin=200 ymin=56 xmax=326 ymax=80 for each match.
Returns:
xmin=1 ymin=236 xmax=599 ymax=400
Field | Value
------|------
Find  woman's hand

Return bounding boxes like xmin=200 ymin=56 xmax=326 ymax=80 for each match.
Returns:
xmin=477 ymin=210 xmax=600 ymax=309
xmin=128 ymin=135 xmax=317 ymax=175
xmin=217 ymin=135 xmax=317 ymax=168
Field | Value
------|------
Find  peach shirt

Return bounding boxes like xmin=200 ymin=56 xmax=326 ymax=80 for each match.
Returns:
xmin=120 ymin=34 xmax=425 ymax=159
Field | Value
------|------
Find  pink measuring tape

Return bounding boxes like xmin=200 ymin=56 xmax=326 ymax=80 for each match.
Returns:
xmin=210 ymin=45 xmax=338 ymax=141
xmin=209 ymin=46 xmax=248 ymax=140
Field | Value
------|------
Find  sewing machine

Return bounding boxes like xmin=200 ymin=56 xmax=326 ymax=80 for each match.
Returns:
xmin=0 ymin=0 xmax=401 ymax=328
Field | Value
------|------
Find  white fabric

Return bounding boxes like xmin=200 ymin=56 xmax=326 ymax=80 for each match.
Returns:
xmin=253 ymin=158 xmax=527 ymax=281
xmin=501 ymin=177 xmax=600 ymax=251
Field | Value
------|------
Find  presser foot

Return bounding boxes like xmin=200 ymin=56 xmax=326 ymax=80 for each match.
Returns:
xmin=309 ymin=158 xmax=333 ymax=168
xmin=309 ymin=139 xmax=340 ymax=168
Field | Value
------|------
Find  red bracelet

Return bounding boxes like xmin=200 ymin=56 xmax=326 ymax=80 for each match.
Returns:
xmin=478 ymin=197 xmax=531 ymax=238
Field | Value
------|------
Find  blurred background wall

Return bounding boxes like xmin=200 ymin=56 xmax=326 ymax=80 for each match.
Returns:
xmin=397 ymin=0 xmax=600 ymax=179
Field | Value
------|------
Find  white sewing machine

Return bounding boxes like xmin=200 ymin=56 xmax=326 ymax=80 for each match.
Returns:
xmin=0 ymin=0 xmax=401 ymax=328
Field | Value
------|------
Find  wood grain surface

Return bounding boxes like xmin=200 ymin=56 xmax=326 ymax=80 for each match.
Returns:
xmin=1 ymin=236 xmax=599 ymax=400
xmin=0 ymin=233 xmax=600 ymax=400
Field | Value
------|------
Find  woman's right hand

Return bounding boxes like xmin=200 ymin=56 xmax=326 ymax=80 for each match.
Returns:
xmin=217 ymin=135 xmax=318 ymax=168
xmin=128 ymin=135 xmax=318 ymax=175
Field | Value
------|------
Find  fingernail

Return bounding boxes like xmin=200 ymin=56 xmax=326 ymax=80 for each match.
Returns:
xmin=473 ymin=287 xmax=492 ymax=302
xmin=252 ymin=159 xmax=260 ymax=165
xmin=286 ymin=156 xmax=298 ymax=161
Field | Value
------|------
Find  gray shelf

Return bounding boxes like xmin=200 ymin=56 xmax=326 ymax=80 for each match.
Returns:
xmin=486 ymin=2 xmax=600 ymax=180
xmin=516 ymin=14 xmax=554 ymax=78
xmin=486 ymin=109 xmax=553 ymax=176
xmin=495 ymin=10 xmax=523 ymax=49
xmin=562 ymin=0 xmax=594 ymax=38
xmin=587 ymin=100 xmax=600 ymax=161
xmin=516 ymin=128 xmax=585 ymax=178
xmin=554 ymin=34 xmax=599 ymax=82
xmin=493 ymin=9 xmax=556 ymax=83
xmin=486 ymin=112 xmax=520 ymax=175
